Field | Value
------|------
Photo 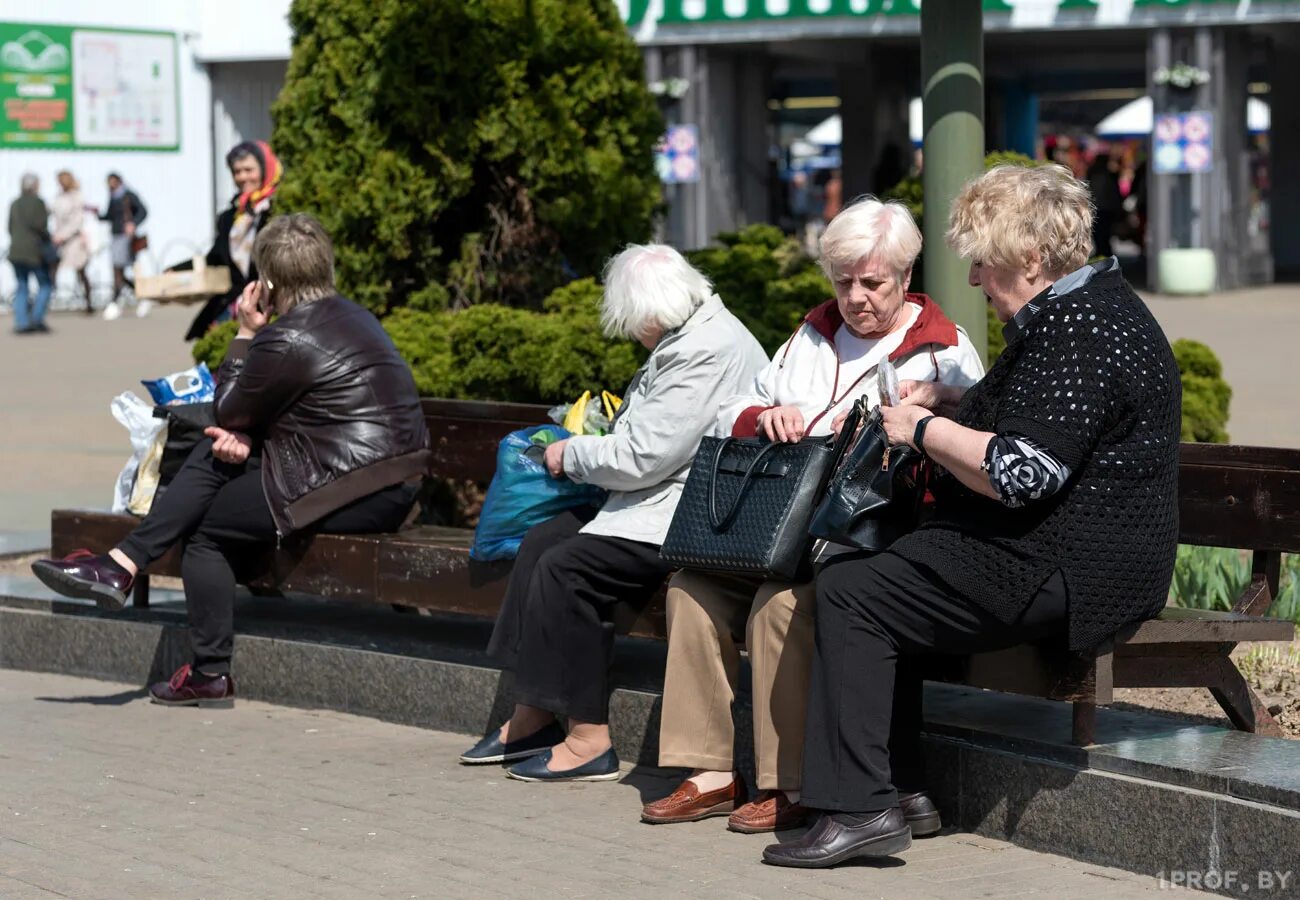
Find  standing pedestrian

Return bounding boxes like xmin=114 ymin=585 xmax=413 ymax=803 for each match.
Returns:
xmin=7 ymin=173 xmax=54 ymax=335
xmin=52 ymin=171 xmax=93 ymax=313
xmin=99 ymin=173 xmax=147 ymax=314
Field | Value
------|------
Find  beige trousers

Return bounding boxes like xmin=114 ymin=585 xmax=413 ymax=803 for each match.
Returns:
xmin=657 ymin=569 xmax=816 ymax=791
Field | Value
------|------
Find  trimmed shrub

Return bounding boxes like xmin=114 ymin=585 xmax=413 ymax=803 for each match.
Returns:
xmin=1174 ymin=338 xmax=1232 ymax=443
xmin=191 ymin=320 xmax=240 ymax=372
xmin=687 ymin=224 xmax=830 ymax=355
xmin=380 ymin=278 xmax=642 ymax=405
xmin=272 ymin=0 xmax=663 ymax=314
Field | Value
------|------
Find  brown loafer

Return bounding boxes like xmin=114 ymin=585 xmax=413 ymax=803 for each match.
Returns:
xmin=900 ymin=790 xmax=942 ymax=836
xmin=641 ymin=775 xmax=744 ymax=824
xmin=728 ymin=789 xmax=809 ymax=833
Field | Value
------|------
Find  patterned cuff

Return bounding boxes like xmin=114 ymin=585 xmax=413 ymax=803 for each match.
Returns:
xmin=983 ymin=433 xmax=1072 ymax=508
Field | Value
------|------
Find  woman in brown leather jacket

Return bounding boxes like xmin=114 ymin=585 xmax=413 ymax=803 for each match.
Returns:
xmin=32 ymin=214 xmax=431 ymax=707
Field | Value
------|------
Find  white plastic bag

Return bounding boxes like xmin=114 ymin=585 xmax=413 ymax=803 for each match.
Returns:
xmin=110 ymin=392 xmax=167 ymax=514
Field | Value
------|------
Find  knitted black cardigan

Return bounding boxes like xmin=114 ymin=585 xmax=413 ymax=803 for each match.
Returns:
xmin=891 ymin=267 xmax=1182 ymax=650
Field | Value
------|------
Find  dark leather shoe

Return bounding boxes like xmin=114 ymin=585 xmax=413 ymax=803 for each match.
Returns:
xmin=762 ymin=808 xmax=911 ymax=868
xmin=642 ymin=775 xmax=744 ymax=824
xmin=506 ymin=748 xmax=621 ymax=783
xmin=900 ymin=791 xmax=942 ymax=837
xmin=149 ymin=665 xmax=235 ymax=708
xmin=728 ymin=790 xmax=809 ymax=833
xmin=31 ymin=550 xmax=134 ymax=611
xmin=459 ymin=722 xmax=566 ymax=765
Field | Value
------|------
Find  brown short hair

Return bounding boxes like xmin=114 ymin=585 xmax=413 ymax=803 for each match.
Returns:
xmin=946 ymin=163 xmax=1094 ymax=277
xmin=254 ymin=213 xmax=336 ymax=313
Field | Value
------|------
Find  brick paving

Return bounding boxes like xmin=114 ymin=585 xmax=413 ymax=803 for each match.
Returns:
xmin=0 ymin=670 xmax=1198 ymax=899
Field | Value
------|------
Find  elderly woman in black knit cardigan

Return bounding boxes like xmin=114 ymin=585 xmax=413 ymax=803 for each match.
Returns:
xmin=763 ymin=163 xmax=1182 ymax=869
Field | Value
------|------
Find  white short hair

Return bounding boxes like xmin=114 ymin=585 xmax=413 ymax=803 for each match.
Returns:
xmin=20 ymin=173 xmax=38 ymax=193
xmin=818 ymin=196 xmax=922 ymax=281
xmin=601 ymin=244 xmax=713 ymax=340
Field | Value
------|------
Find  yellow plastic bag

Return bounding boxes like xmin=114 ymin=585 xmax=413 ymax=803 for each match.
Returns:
xmin=601 ymin=390 xmax=622 ymax=419
xmin=562 ymin=391 xmax=592 ymax=434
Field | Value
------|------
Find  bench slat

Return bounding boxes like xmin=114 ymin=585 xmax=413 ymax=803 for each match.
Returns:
xmin=1178 ymin=464 xmax=1300 ymax=553
xmin=1119 ymin=606 xmax=1295 ymax=644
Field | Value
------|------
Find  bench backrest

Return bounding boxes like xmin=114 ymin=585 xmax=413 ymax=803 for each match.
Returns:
xmin=422 ymin=398 xmax=551 ymax=483
xmin=1177 ymin=443 xmax=1300 ymax=553
xmin=421 ymin=401 xmax=1300 ymax=556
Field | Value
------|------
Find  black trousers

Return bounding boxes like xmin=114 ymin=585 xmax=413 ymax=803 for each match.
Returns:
xmin=486 ymin=507 xmax=674 ymax=724
xmin=800 ymin=550 xmax=1069 ymax=814
xmin=117 ymin=439 xmax=417 ymax=675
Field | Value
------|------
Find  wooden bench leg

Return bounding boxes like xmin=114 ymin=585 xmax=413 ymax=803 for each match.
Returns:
xmin=1208 ymin=656 xmax=1284 ymax=737
xmin=1072 ymin=701 xmax=1097 ymax=746
xmin=132 ymin=574 xmax=150 ymax=609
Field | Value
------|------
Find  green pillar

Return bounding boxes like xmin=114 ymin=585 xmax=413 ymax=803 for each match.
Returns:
xmin=921 ymin=2 xmax=986 ymax=360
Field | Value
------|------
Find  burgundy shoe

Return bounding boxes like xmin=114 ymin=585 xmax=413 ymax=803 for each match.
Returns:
xmin=150 ymin=664 xmax=235 ymax=708
xmin=31 ymin=549 xmax=134 ymax=611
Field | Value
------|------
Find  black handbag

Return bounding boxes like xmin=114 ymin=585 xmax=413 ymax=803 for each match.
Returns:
xmin=808 ymin=399 xmax=925 ymax=551
xmin=147 ymin=402 xmax=217 ymax=512
xmin=660 ymin=404 xmax=863 ymax=581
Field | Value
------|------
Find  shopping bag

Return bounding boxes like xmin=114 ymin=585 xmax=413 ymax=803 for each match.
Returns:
xmin=469 ymin=425 xmax=605 ymax=561
xmin=110 ymin=392 xmax=167 ymax=514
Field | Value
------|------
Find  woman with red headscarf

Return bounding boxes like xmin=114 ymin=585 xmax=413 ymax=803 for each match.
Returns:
xmin=182 ymin=141 xmax=282 ymax=340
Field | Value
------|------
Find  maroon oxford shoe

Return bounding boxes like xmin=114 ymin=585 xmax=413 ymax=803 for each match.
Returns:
xmin=150 ymin=664 xmax=236 ymax=708
xmin=31 ymin=549 xmax=134 ymax=611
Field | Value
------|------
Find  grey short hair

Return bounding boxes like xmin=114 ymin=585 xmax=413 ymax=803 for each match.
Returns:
xmin=20 ymin=173 xmax=38 ymax=193
xmin=819 ymin=196 xmax=922 ymax=281
xmin=600 ymin=244 xmax=713 ymax=340
xmin=253 ymin=214 xmax=336 ymax=314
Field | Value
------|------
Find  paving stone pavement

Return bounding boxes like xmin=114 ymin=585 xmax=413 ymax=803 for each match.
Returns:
xmin=0 ymin=670 xmax=1201 ymax=900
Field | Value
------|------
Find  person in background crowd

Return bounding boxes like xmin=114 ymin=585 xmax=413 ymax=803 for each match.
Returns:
xmin=32 ymin=214 xmax=430 ymax=707
xmin=1088 ymin=149 xmax=1124 ymax=257
xmin=181 ymin=140 xmax=282 ymax=341
xmin=7 ymin=173 xmax=54 ymax=335
xmin=99 ymin=172 xmax=147 ymax=311
xmin=52 ymin=171 xmax=93 ymax=314
xmin=458 ymin=244 xmax=768 ymax=783
xmin=763 ymin=164 xmax=1180 ymax=869
xmin=642 ymin=197 xmax=983 ymax=835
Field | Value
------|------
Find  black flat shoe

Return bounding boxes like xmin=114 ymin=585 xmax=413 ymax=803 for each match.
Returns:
xmin=900 ymin=791 xmax=942 ymax=837
xmin=762 ymin=808 xmax=911 ymax=868
xmin=505 ymin=748 xmax=621 ymax=783
xmin=459 ymin=722 xmax=565 ymax=765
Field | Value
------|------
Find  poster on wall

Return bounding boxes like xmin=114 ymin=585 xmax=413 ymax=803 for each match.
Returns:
xmin=0 ymin=21 xmax=178 ymax=150
xmin=1153 ymin=111 xmax=1214 ymax=175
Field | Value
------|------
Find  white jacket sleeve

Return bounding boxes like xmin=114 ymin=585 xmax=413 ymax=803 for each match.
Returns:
xmin=562 ymin=349 xmax=728 ymax=492
xmin=715 ymin=333 xmax=793 ymax=434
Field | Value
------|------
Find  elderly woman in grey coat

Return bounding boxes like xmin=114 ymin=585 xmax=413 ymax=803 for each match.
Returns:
xmin=460 ymin=244 xmax=768 ymax=782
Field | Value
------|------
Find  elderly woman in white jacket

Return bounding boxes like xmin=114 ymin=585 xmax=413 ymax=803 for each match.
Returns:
xmin=459 ymin=244 xmax=768 ymax=782
xmin=640 ymin=197 xmax=986 ymax=833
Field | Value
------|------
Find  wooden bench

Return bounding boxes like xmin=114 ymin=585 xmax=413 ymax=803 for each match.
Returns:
xmin=50 ymin=400 xmax=1297 ymax=745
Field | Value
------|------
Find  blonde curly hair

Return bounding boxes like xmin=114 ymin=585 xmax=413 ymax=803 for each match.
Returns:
xmin=946 ymin=163 xmax=1094 ymax=277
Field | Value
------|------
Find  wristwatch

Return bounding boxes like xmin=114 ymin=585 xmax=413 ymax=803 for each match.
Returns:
xmin=912 ymin=415 xmax=937 ymax=454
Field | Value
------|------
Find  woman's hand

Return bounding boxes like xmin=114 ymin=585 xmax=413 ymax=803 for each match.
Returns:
xmin=898 ymin=380 xmax=962 ymax=413
xmin=831 ymin=408 xmax=850 ymax=438
xmin=881 ymin=404 xmax=932 ymax=450
xmin=757 ymin=405 xmax=806 ymax=443
xmin=235 ymin=281 xmax=270 ymax=339
xmin=544 ymin=438 xmax=569 ymax=478
xmin=205 ymin=427 xmax=253 ymax=464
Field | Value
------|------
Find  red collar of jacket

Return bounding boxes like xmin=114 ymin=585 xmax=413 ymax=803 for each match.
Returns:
xmin=801 ymin=293 xmax=960 ymax=362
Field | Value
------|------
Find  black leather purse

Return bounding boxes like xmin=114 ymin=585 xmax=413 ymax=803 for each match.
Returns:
xmin=660 ymin=404 xmax=862 ymax=582
xmin=808 ymin=399 xmax=925 ymax=551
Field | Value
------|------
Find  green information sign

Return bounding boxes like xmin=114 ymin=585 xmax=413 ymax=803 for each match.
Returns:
xmin=0 ymin=21 xmax=179 ymax=151
xmin=0 ymin=23 xmax=74 ymax=147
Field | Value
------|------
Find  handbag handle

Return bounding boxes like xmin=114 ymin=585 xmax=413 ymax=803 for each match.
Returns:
xmin=707 ymin=438 xmax=787 ymax=532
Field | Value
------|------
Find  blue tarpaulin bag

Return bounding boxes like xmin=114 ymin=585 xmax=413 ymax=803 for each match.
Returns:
xmin=470 ymin=425 xmax=605 ymax=561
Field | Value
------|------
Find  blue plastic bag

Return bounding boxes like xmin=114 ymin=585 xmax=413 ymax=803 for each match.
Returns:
xmin=470 ymin=425 xmax=605 ymax=561
xmin=141 ymin=362 xmax=216 ymax=406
